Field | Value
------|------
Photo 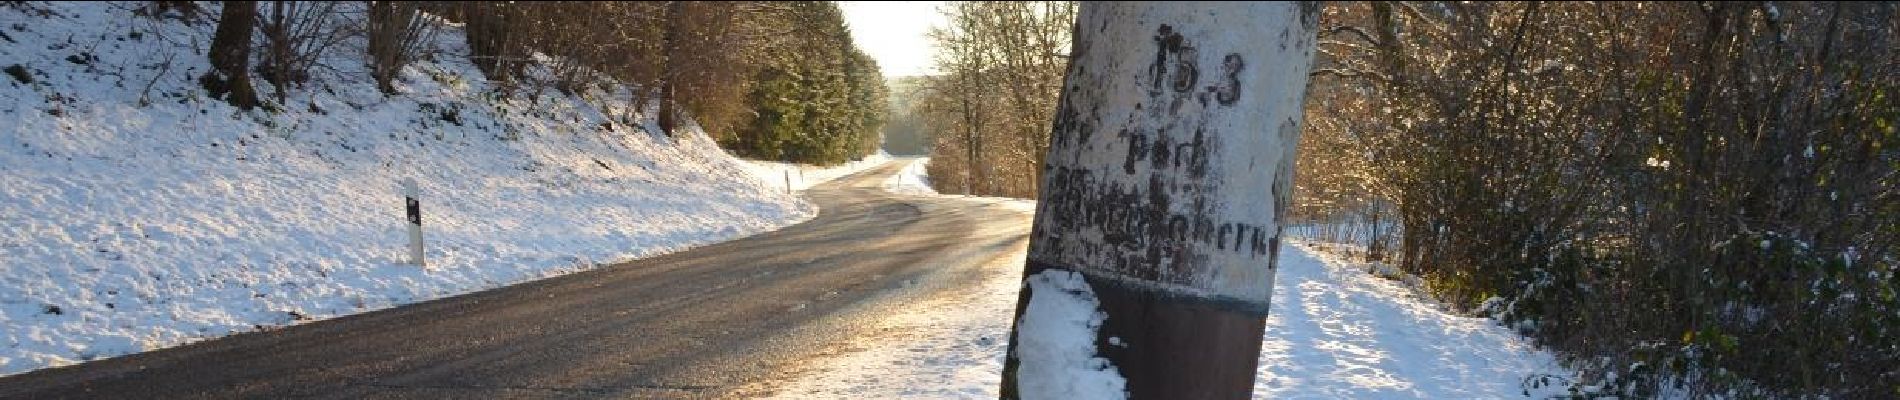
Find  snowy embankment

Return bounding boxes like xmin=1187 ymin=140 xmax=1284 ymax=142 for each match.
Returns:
xmin=0 ymin=2 xmax=874 ymax=376
xmin=881 ymin=157 xmax=936 ymax=195
xmin=765 ymin=207 xmax=1575 ymax=398
xmin=738 ymin=152 xmax=892 ymax=192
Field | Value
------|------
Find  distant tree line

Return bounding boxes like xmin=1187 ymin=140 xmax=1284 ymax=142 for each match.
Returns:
xmin=1301 ymin=2 xmax=1896 ymax=397
xmin=879 ymin=76 xmax=932 ymax=156
xmin=192 ymin=1 xmax=884 ymax=165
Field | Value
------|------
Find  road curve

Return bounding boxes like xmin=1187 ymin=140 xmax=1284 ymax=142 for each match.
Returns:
xmin=0 ymin=160 xmax=1033 ymax=399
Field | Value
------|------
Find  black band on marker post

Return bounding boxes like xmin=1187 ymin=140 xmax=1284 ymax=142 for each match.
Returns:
xmin=406 ymin=198 xmax=421 ymax=225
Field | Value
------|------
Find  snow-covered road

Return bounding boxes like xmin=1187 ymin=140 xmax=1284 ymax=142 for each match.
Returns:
xmin=762 ymin=240 xmax=1574 ymax=399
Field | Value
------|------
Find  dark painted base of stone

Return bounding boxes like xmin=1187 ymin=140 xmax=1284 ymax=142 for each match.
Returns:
xmin=1000 ymin=261 xmax=1268 ymax=400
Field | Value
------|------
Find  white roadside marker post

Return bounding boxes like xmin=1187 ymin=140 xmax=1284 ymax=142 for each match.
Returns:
xmin=402 ymin=178 xmax=425 ymax=267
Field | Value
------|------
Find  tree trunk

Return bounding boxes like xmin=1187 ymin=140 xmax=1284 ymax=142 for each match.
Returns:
xmin=1367 ymin=205 xmax=1384 ymax=262
xmin=957 ymin=68 xmax=985 ymax=195
xmin=264 ymin=0 xmax=289 ymax=104
xmin=1000 ymin=2 xmax=1317 ymax=399
xmin=202 ymin=0 xmax=258 ymax=110
xmin=656 ymin=1 xmax=686 ymax=138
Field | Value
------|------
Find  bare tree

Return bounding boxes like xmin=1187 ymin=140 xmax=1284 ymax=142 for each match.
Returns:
xmin=256 ymin=1 xmax=352 ymax=105
xmin=367 ymin=1 xmax=436 ymax=95
xmin=461 ymin=1 xmax=525 ymax=84
xmin=916 ymin=1 xmax=1076 ymax=198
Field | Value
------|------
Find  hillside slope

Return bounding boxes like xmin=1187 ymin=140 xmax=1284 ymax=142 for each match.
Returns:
xmin=0 ymin=2 xmax=848 ymax=375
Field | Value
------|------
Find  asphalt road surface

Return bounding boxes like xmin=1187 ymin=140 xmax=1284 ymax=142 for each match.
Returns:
xmin=0 ymin=160 xmax=1034 ymax=399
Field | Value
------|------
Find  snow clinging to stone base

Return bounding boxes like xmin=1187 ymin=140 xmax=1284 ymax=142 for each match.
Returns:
xmin=1014 ymin=269 xmax=1127 ymax=400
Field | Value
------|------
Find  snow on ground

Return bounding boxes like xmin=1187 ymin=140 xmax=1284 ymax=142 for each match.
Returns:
xmin=761 ymin=210 xmax=1029 ymax=399
xmin=1251 ymin=243 xmax=1572 ymax=398
xmin=765 ymin=221 xmax=1575 ymax=399
xmin=737 ymin=151 xmax=892 ymax=192
xmin=0 ymin=2 xmax=865 ymax=376
xmin=1011 ymin=269 xmax=1127 ymax=399
xmin=881 ymin=157 xmax=937 ymax=195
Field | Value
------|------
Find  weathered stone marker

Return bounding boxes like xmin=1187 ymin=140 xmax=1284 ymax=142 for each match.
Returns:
xmin=1000 ymin=2 xmax=1317 ymax=399
xmin=402 ymin=178 xmax=425 ymax=267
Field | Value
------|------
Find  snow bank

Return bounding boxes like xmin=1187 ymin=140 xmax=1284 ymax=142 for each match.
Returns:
xmin=0 ymin=2 xmax=814 ymax=375
xmin=737 ymin=151 xmax=892 ymax=192
xmin=881 ymin=157 xmax=937 ymax=195
xmin=1012 ymin=269 xmax=1128 ymax=400
xmin=1252 ymin=244 xmax=1574 ymax=398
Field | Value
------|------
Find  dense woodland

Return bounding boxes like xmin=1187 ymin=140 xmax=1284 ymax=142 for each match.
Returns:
xmin=185 ymin=0 xmax=884 ymax=166
xmin=905 ymin=1 xmax=1897 ymax=397
xmin=1299 ymin=2 xmax=1897 ymax=396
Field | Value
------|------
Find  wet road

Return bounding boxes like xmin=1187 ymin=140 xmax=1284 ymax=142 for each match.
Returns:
xmin=0 ymin=160 xmax=1033 ymax=399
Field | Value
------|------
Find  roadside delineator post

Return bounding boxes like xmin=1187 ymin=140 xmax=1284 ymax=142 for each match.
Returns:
xmin=402 ymin=178 xmax=425 ymax=267
xmin=784 ymin=169 xmax=794 ymax=193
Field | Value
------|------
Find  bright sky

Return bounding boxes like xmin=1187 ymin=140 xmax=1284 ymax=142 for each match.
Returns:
xmin=839 ymin=1 xmax=946 ymax=77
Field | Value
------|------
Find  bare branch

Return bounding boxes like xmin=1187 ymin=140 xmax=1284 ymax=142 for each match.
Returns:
xmin=1320 ymin=25 xmax=1380 ymax=45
